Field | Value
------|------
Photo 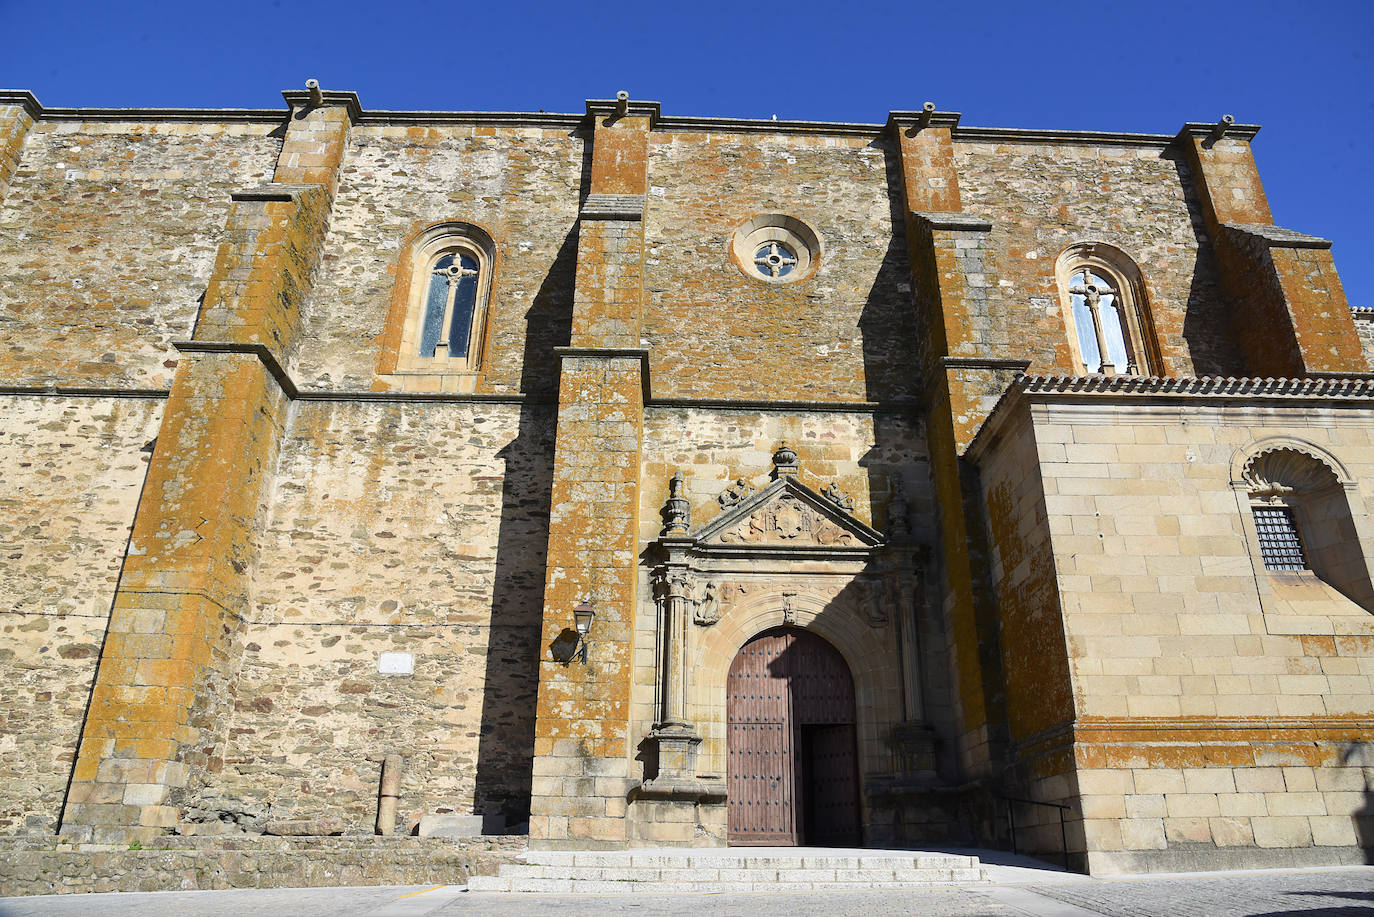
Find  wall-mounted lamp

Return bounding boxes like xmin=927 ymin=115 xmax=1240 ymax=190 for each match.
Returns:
xmin=573 ymin=601 xmax=596 ymax=662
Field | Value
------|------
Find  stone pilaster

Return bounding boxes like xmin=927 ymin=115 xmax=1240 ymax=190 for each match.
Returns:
xmin=59 ymin=89 xmax=357 ymax=842
xmin=1178 ymin=121 xmax=1367 ymax=377
xmin=0 ymin=91 xmax=40 ymax=203
xmin=529 ymin=98 xmax=657 ymax=849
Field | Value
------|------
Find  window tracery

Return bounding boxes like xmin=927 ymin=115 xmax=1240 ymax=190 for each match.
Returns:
xmin=390 ymin=223 xmax=495 ymax=376
xmin=1056 ymin=244 xmax=1155 ymax=376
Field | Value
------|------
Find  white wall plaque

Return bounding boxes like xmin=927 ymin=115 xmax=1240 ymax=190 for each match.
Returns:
xmin=378 ymin=652 xmax=414 ymax=675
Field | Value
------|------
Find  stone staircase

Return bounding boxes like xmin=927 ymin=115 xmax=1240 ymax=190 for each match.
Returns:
xmin=466 ymin=847 xmax=988 ymax=893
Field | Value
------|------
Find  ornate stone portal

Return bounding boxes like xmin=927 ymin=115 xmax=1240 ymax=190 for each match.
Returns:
xmin=634 ymin=447 xmax=934 ymax=842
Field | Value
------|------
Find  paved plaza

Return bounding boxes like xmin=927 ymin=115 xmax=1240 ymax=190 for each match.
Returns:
xmin=2 ymin=858 xmax=1370 ymax=917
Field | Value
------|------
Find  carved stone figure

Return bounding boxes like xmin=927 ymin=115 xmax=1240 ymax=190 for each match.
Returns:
xmin=823 ymin=482 xmax=855 ymax=513
xmin=694 ymin=580 xmax=720 ymax=625
xmin=887 ymin=476 xmax=911 ymax=538
xmin=861 ymin=577 xmax=889 ymax=627
xmin=717 ymin=477 xmax=755 ymax=509
xmin=782 ymin=591 xmax=797 ymax=625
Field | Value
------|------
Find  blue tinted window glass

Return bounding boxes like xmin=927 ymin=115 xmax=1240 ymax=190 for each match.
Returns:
xmin=419 ymin=254 xmax=453 ymax=358
xmin=1099 ymin=294 xmax=1129 ymax=369
xmin=448 ymin=254 xmax=480 ymax=358
xmin=1070 ymin=272 xmax=1100 ymax=371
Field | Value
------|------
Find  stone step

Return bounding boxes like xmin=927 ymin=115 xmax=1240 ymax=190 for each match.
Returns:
xmin=465 ymin=849 xmax=988 ymax=893
xmin=522 ymin=851 xmax=978 ymax=870
xmin=499 ymin=864 xmax=984 ymax=882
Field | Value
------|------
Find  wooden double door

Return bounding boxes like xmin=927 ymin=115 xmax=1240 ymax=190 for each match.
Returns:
xmin=726 ymin=627 xmax=861 ymax=846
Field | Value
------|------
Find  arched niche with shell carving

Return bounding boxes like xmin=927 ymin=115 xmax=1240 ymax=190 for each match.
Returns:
xmin=1233 ymin=439 xmax=1374 ymax=612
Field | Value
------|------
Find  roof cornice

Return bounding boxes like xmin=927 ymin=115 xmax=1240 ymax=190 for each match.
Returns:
xmin=281 ymin=89 xmax=363 ymax=124
xmin=968 ymin=373 xmax=1374 ymax=461
xmin=22 ymin=105 xmax=284 ymax=123
xmin=0 ymin=90 xmax=1264 ymax=149
xmin=953 ymin=126 xmax=1175 ymax=147
xmin=357 ymin=110 xmax=585 ymax=129
xmin=1177 ymin=120 xmax=1262 ymax=143
xmin=0 ymin=90 xmax=42 ymax=118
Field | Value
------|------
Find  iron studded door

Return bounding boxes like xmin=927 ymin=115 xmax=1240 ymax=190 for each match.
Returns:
xmin=727 ymin=627 xmax=860 ymax=846
xmin=727 ymin=629 xmax=795 ymax=844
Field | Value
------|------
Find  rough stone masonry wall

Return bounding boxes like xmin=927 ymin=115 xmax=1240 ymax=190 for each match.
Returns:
xmin=1355 ymin=313 xmax=1374 ymax=369
xmin=195 ymin=399 xmax=555 ymax=833
xmin=1031 ymin=399 xmax=1374 ymax=872
xmin=289 ymin=124 xmax=585 ymax=395
xmin=641 ymin=130 xmax=918 ymax=402
xmin=0 ymin=835 xmax=525 ymax=896
xmin=0 ymin=121 xmax=280 ymax=388
xmin=0 ymin=395 xmax=164 ymax=835
xmin=954 ymin=141 xmax=1241 ymax=377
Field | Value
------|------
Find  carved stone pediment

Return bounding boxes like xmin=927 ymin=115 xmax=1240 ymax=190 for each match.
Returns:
xmin=693 ymin=477 xmax=884 ymax=551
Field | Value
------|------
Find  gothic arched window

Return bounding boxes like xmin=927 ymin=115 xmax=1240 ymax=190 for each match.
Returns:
xmin=1056 ymin=244 xmax=1155 ymax=376
xmin=390 ymin=223 xmax=495 ymax=376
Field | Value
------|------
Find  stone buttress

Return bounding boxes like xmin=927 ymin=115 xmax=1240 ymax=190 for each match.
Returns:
xmin=528 ymin=97 xmax=657 ymax=848
xmin=58 ymin=90 xmax=357 ymax=842
xmin=887 ymin=109 xmax=1032 ymax=790
xmin=1177 ymin=120 xmax=1367 ymax=377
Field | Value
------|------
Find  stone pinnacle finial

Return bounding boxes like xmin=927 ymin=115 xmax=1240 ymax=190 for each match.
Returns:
xmin=771 ymin=443 xmax=799 ymax=479
xmin=661 ymin=471 xmax=690 ymax=535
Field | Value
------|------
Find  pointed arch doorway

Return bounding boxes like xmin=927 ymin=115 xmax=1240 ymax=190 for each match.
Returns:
xmin=726 ymin=627 xmax=861 ymax=846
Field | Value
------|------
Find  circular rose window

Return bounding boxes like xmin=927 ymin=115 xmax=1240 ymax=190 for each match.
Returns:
xmin=730 ymin=215 xmax=821 ymax=283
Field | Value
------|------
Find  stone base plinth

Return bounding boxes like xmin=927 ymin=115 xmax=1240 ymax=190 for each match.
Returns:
xmin=0 ymin=835 xmax=526 ymax=897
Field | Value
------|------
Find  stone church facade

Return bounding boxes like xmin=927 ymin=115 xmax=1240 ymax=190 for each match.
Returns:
xmin=0 ymin=84 xmax=1370 ymax=876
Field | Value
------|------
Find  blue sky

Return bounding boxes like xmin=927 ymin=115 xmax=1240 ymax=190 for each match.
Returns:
xmin=3 ymin=0 xmax=1372 ymax=305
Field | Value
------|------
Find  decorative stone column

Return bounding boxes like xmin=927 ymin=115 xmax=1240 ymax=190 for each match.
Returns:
xmin=647 ymin=564 xmax=703 ymax=782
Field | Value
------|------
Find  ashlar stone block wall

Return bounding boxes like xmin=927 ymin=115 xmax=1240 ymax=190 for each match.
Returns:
xmin=974 ymin=388 xmax=1374 ymax=873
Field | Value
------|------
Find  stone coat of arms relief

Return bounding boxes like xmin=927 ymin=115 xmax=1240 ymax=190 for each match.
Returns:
xmin=718 ymin=493 xmax=855 ymax=546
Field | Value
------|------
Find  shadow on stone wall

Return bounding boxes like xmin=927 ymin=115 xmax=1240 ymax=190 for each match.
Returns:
xmin=1342 ymin=741 xmax=1374 ymax=864
xmin=1172 ymin=151 xmax=1246 ymax=377
xmin=469 ymin=213 xmax=580 ymax=828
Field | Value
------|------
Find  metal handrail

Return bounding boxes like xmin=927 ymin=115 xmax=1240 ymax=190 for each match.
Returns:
xmin=1000 ymin=795 xmax=1071 ymax=869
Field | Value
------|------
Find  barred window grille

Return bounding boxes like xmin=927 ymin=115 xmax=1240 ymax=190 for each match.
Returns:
xmin=1253 ymin=506 xmax=1308 ymax=571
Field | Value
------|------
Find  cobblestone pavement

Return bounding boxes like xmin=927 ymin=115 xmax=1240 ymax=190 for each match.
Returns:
xmin=1026 ymin=868 xmax=1374 ymax=917
xmin=1 ymin=867 xmax=1370 ymax=916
